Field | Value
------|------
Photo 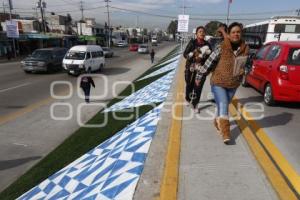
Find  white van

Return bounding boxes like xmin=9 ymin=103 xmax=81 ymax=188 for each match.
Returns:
xmin=63 ymin=45 xmax=105 ymax=75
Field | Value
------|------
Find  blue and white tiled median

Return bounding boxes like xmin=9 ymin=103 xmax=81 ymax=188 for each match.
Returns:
xmin=18 ymin=51 xmax=181 ymax=200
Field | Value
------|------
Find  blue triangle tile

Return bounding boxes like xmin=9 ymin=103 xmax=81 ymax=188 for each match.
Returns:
xmin=109 ymin=160 xmax=128 ymax=176
xmin=101 ymin=177 xmax=138 ymax=199
xmin=127 ymin=165 xmax=144 ymax=175
xmin=18 ymin=186 xmax=42 ymax=200
xmin=58 ymin=176 xmax=71 ymax=188
xmin=125 ymin=139 xmax=150 ymax=152
xmin=82 ymin=194 xmax=97 ymax=200
xmin=73 ymin=182 xmax=101 ymax=200
xmin=43 ymin=181 xmax=56 ymax=194
xmin=132 ymin=153 xmax=147 ymax=163
xmin=91 ymin=161 xmax=118 ymax=184
xmin=48 ymin=189 xmax=70 ymax=200
xmin=74 ymin=182 xmax=88 ymax=193
xmin=101 ymin=173 xmax=122 ymax=190
xmin=74 ymin=159 xmax=106 ymax=181
xmin=110 ymin=152 xmax=121 ymax=159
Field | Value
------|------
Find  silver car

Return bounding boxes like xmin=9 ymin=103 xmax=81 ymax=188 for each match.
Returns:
xmin=138 ymin=44 xmax=149 ymax=54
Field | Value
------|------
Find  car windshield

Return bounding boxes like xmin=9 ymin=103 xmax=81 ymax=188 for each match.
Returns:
xmin=140 ymin=45 xmax=147 ymax=48
xmin=287 ymin=48 xmax=300 ymax=66
xmin=65 ymin=51 xmax=86 ymax=60
xmin=31 ymin=50 xmax=52 ymax=59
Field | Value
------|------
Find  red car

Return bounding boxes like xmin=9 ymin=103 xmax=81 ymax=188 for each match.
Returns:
xmin=129 ymin=44 xmax=139 ymax=51
xmin=244 ymin=41 xmax=300 ymax=105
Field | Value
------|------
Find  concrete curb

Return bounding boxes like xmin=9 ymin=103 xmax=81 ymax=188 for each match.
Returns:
xmin=133 ymin=55 xmax=184 ymax=200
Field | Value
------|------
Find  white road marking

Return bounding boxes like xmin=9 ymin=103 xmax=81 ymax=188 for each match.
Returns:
xmin=0 ymin=83 xmax=31 ymax=93
xmin=13 ymin=143 xmax=28 ymax=147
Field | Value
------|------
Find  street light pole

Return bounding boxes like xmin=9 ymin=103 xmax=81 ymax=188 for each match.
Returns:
xmin=80 ymin=0 xmax=84 ymax=35
xmin=8 ymin=0 xmax=16 ymax=58
xmin=105 ymin=0 xmax=111 ymax=48
xmin=226 ymin=0 xmax=231 ymax=25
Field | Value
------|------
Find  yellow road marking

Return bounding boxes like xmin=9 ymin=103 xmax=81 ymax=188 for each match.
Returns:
xmin=230 ymin=99 xmax=299 ymax=199
xmin=158 ymin=56 xmax=185 ymax=200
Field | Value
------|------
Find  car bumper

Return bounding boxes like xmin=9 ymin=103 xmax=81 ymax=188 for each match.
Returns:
xmin=65 ymin=64 xmax=85 ymax=75
xmin=22 ymin=65 xmax=47 ymax=72
xmin=274 ymin=79 xmax=300 ymax=102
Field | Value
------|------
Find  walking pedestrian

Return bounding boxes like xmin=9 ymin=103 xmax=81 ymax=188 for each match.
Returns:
xmin=195 ymin=22 xmax=249 ymax=144
xmin=183 ymin=26 xmax=212 ymax=112
xmin=150 ymin=49 xmax=155 ymax=63
xmin=80 ymin=73 xmax=95 ymax=103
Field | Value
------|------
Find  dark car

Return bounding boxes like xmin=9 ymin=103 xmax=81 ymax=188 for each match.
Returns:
xmin=21 ymin=48 xmax=68 ymax=73
xmin=102 ymin=47 xmax=114 ymax=58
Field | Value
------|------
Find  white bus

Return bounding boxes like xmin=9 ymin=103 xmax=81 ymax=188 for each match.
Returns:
xmin=243 ymin=16 xmax=300 ymax=44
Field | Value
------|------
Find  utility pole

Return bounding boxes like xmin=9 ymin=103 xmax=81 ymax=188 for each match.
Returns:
xmin=136 ymin=15 xmax=139 ymax=28
xmin=226 ymin=0 xmax=232 ymax=25
xmin=3 ymin=2 xmax=6 ymax=16
xmin=79 ymin=0 xmax=84 ymax=35
xmin=104 ymin=0 xmax=111 ymax=48
xmin=37 ymin=0 xmax=46 ymax=33
xmin=8 ymin=0 xmax=16 ymax=58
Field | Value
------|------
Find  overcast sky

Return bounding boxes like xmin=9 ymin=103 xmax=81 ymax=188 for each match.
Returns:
xmin=5 ymin=0 xmax=300 ymax=30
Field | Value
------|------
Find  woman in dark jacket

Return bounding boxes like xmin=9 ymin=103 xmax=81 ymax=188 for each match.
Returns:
xmin=80 ymin=74 xmax=95 ymax=103
xmin=183 ymin=26 xmax=212 ymax=111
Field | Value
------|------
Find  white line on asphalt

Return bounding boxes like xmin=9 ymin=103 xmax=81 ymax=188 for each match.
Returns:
xmin=13 ymin=143 xmax=28 ymax=147
xmin=0 ymin=83 xmax=31 ymax=93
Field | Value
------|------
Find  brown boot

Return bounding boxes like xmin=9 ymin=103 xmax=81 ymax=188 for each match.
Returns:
xmin=219 ymin=118 xmax=231 ymax=144
xmin=213 ymin=118 xmax=221 ymax=134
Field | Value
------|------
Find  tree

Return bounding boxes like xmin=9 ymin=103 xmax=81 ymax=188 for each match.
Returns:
xmin=205 ymin=21 xmax=223 ymax=36
xmin=132 ymin=28 xmax=138 ymax=37
xmin=66 ymin=13 xmax=73 ymax=34
xmin=167 ymin=20 xmax=178 ymax=41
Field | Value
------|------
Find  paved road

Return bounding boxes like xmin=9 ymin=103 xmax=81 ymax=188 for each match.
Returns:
xmin=0 ymin=42 xmax=177 ymax=191
xmin=236 ymin=84 xmax=300 ymax=175
xmin=0 ymin=44 xmax=163 ymax=117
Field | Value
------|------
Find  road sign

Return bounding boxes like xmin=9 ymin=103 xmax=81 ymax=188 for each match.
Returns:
xmin=177 ymin=15 xmax=189 ymax=33
xmin=6 ymin=20 xmax=19 ymax=38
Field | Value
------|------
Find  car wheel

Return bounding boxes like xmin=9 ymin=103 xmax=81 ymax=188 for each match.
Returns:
xmin=98 ymin=64 xmax=104 ymax=72
xmin=24 ymin=70 xmax=31 ymax=74
xmin=264 ymin=83 xmax=275 ymax=106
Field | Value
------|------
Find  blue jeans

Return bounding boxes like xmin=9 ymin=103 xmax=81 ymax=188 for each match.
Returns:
xmin=211 ymin=85 xmax=237 ymax=118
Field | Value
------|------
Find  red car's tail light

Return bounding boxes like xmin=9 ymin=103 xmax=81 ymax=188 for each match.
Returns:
xmin=278 ymin=65 xmax=289 ymax=80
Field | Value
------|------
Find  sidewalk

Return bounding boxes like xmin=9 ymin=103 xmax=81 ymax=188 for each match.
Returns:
xmin=178 ymin=79 xmax=279 ymax=200
xmin=0 ymin=56 xmax=24 ymax=64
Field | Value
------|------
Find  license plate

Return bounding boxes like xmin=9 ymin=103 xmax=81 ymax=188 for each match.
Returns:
xmin=70 ymin=70 xmax=74 ymax=74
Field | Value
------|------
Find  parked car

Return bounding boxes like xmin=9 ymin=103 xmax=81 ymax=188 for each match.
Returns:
xmin=21 ymin=48 xmax=68 ymax=73
xmin=129 ymin=44 xmax=139 ymax=51
xmin=243 ymin=41 xmax=300 ymax=105
xmin=116 ymin=40 xmax=128 ymax=47
xmin=102 ymin=47 xmax=114 ymax=58
xmin=138 ymin=44 xmax=149 ymax=54
xmin=152 ymin=41 xmax=158 ymax=46
xmin=63 ymin=45 xmax=105 ymax=76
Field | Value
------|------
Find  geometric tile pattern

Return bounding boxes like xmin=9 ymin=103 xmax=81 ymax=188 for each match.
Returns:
xmin=18 ymin=104 xmax=164 ymax=200
xmin=137 ymin=59 xmax=179 ymax=81
xmin=103 ymin=70 xmax=176 ymax=113
xmin=154 ymin=54 xmax=181 ymax=68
